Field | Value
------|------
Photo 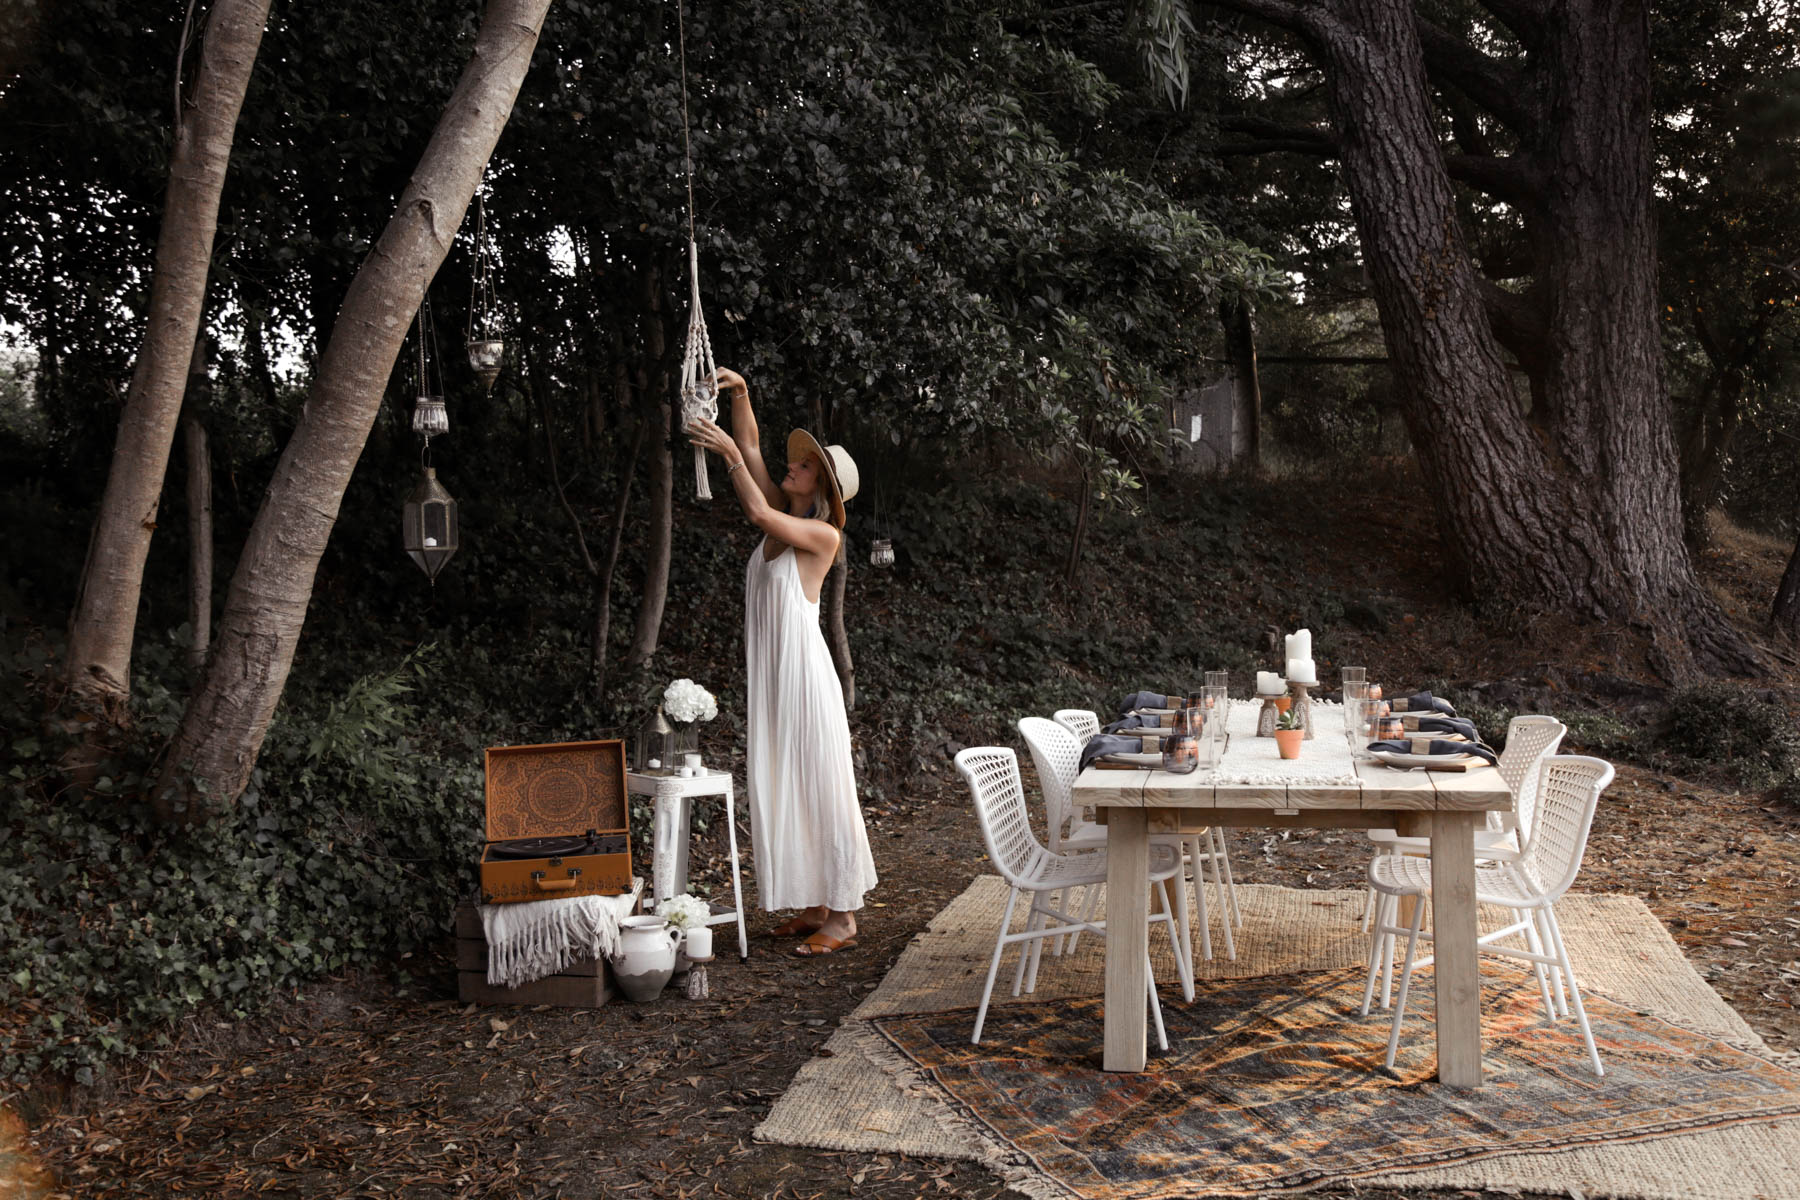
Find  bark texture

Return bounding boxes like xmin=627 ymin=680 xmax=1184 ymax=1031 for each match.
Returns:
xmin=182 ymin=333 xmax=213 ymax=673
xmin=64 ymin=0 xmax=270 ymax=710
xmin=1774 ymin=521 xmax=1800 ymax=639
xmin=161 ymin=0 xmax=555 ymax=817
xmin=1221 ymin=296 xmax=1262 ymax=469
xmin=1212 ymin=0 xmax=1760 ymax=679
xmin=823 ymin=550 xmax=855 ymax=708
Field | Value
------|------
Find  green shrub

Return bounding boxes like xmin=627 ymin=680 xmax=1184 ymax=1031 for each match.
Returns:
xmin=1655 ymin=682 xmax=1800 ymax=791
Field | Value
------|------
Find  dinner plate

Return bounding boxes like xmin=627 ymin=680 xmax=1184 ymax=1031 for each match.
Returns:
xmin=1095 ymin=751 xmax=1168 ymax=768
xmin=1372 ymin=750 xmax=1482 ymax=769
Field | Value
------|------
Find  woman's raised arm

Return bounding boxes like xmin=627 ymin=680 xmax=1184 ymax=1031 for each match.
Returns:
xmin=715 ymin=368 xmax=783 ymax=510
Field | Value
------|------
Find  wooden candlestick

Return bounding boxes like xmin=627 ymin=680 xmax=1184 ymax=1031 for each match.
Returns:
xmin=1256 ymin=695 xmax=1280 ymax=737
xmin=1289 ymin=681 xmax=1315 ymax=740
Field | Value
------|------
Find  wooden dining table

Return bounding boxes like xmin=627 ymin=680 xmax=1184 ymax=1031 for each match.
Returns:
xmin=1072 ymin=710 xmax=1512 ymax=1087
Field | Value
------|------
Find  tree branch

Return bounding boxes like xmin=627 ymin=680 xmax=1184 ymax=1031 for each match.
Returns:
xmin=1473 ymin=0 xmax=1552 ymax=50
xmin=1414 ymin=17 xmax=1535 ymax=135
xmin=1444 ymin=152 xmax=1543 ymax=210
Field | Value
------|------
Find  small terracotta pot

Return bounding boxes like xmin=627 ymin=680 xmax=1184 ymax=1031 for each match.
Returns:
xmin=1273 ymin=728 xmax=1304 ymax=760
xmin=1274 ymin=696 xmax=1293 ymax=715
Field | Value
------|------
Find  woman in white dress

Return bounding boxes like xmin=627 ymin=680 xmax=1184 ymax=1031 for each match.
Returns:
xmin=685 ymin=368 xmax=879 ymax=956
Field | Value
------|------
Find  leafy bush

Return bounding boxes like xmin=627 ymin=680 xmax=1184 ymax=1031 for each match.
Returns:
xmin=1653 ymin=682 xmax=1800 ymax=792
xmin=0 ymin=644 xmax=481 ymax=1086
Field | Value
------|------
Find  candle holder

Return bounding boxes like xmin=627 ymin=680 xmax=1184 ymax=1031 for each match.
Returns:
xmin=683 ymin=953 xmax=713 ymax=1000
xmin=1256 ymin=694 xmax=1281 ymax=738
xmin=1288 ymin=680 xmax=1315 ymax=740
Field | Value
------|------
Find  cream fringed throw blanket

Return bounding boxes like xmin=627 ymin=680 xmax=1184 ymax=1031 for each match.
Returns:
xmin=478 ymin=879 xmax=642 ymax=988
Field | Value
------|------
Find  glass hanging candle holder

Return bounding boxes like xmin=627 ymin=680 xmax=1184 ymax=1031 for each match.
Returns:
xmin=870 ymin=538 xmax=895 ymax=568
xmin=465 ymin=191 xmax=505 ymax=392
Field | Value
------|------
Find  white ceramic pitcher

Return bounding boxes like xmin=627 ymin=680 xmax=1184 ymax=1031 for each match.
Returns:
xmin=613 ymin=915 xmax=681 ymax=1002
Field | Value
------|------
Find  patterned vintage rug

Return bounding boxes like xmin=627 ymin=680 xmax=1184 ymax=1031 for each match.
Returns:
xmin=871 ymin=965 xmax=1800 ymax=1199
xmin=757 ymin=881 xmax=1800 ymax=1199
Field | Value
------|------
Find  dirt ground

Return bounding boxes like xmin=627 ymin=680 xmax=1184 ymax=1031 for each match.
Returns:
xmin=18 ymin=751 xmax=1800 ymax=1199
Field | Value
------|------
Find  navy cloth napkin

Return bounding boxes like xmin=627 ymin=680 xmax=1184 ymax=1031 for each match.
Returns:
xmin=1104 ymin=713 xmax=1162 ymax=733
xmin=1368 ymin=738 xmax=1498 ymax=765
xmin=1118 ymin=690 xmax=1172 ymax=714
xmin=1404 ymin=714 xmax=1480 ymax=741
xmin=1080 ymin=734 xmax=1151 ymax=771
xmin=1390 ymin=690 xmax=1457 ymax=716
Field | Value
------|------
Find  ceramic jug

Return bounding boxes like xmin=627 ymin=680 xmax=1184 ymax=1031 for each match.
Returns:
xmin=613 ymin=915 xmax=682 ymax=1002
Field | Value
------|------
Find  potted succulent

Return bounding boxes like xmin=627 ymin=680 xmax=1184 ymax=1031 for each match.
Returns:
xmin=1273 ymin=706 xmax=1305 ymax=760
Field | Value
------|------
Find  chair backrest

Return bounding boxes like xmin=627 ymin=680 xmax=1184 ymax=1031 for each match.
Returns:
xmin=954 ymin=746 xmax=1048 ymax=888
xmin=1516 ymin=755 xmax=1613 ymax=900
xmin=1017 ymin=716 xmax=1082 ymax=853
xmin=1496 ymin=715 xmax=1567 ymax=837
xmin=1053 ymin=709 xmax=1101 ymax=745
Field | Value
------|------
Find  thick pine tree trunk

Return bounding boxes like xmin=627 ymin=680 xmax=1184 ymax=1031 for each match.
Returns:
xmin=63 ymin=0 xmax=270 ymax=712
xmin=1220 ymin=296 xmax=1262 ymax=469
xmin=625 ymin=266 xmax=673 ymax=673
xmin=1774 ymin=512 xmax=1800 ymax=638
xmin=1293 ymin=0 xmax=1758 ymax=679
xmin=160 ymin=0 xmax=555 ymax=818
xmin=182 ymin=333 xmax=213 ymax=673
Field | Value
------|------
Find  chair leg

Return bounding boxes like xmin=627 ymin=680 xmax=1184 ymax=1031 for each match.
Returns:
xmin=1158 ymin=879 xmax=1195 ymax=1002
xmin=1066 ymin=884 xmax=1103 ymax=956
xmin=1520 ymin=910 xmax=1558 ymax=1023
xmin=1144 ymin=954 xmax=1169 ymax=1052
xmin=1045 ymin=887 xmax=1067 ymax=957
xmin=1360 ymin=893 xmax=1390 ymax=1016
xmin=1212 ymin=827 xmax=1242 ymax=929
xmin=1013 ymin=905 xmax=1046 ymax=997
xmin=1190 ymin=837 xmax=1215 ymax=963
xmin=1383 ymin=896 xmax=1430 ymax=1069
xmin=1538 ymin=908 xmax=1570 ymax=1018
xmin=1543 ymin=906 xmax=1604 ymax=1077
xmin=972 ymin=889 xmax=1021 ymax=1045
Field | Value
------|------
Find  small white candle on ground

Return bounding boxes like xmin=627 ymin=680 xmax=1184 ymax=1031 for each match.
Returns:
xmin=683 ymin=926 xmax=712 ymax=959
xmin=1256 ymin=670 xmax=1284 ymax=695
xmin=1286 ymin=658 xmax=1318 ymax=685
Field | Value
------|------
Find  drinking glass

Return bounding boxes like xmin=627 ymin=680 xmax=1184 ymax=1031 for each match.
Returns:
xmin=1341 ymin=680 xmax=1367 ymax=744
xmin=1161 ymin=708 xmax=1202 ymax=774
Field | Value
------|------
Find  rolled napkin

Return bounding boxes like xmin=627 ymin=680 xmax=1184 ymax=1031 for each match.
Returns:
xmin=1080 ymin=733 xmax=1155 ymax=771
xmin=1368 ymin=738 xmax=1498 ymax=765
xmin=1388 ymin=690 xmax=1457 ymax=715
xmin=1104 ymin=714 xmax=1154 ymax=733
xmin=1118 ymin=690 xmax=1171 ymax=714
xmin=1407 ymin=714 xmax=1480 ymax=741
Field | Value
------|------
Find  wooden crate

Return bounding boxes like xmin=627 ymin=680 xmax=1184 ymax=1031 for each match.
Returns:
xmin=454 ymin=901 xmax=614 ymax=1008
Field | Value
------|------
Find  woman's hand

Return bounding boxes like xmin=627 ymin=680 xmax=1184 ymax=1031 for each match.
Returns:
xmin=714 ymin=366 xmax=748 ymax=397
xmin=685 ymin=416 xmax=741 ymax=466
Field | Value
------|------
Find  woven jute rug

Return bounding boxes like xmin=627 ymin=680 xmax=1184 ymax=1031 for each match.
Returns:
xmin=756 ymin=881 xmax=1800 ymax=1199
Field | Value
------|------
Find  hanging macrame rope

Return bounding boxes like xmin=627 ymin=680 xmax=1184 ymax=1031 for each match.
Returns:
xmin=675 ymin=0 xmax=719 ymax=500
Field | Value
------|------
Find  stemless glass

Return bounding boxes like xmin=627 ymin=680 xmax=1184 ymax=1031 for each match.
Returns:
xmin=1161 ymin=708 xmax=1202 ymax=774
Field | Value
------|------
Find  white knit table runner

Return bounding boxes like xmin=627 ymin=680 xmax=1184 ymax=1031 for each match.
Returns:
xmin=1208 ymin=696 xmax=1360 ymax=788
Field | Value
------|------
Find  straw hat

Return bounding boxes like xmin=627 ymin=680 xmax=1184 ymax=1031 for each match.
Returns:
xmin=786 ymin=429 xmax=859 ymax=529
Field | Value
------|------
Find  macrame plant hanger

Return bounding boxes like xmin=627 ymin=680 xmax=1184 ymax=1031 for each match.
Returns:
xmin=675 ymin=0 xmax=719 ymax=500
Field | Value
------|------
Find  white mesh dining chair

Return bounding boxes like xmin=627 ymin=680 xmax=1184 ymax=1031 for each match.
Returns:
xmin=1020 ymin=717 xmax=1194 ymax=988
xmin=955 ymin=746 xmax=1181 ymax=1048
xmin=1050 ymin=709 xmax=1241 ymax=957
xmin=1361 ymin=715 xmax=1567 ymax=931
xmin=1360 ymin=755 xmax=1615 ymax=1075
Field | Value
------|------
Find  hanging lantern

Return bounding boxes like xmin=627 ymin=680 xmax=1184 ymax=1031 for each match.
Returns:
xmin=466 ymin=192 xmax=505 ymax=392
xmin=403 ymin=468 xmax=459 ymax=582
xmin=411 ymin=299 xmax=449 ymax=436
xmin=870 ymin=538 xmax=895 ymax=568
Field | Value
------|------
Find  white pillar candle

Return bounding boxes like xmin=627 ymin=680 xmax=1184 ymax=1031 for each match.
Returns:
xmin=1285 ymin=658 xmax=1318 ymax=685
xmin=1291 ymin=629 xmax=1311 ymax=662
xmin=683 ymin=925 xmax=712 ymax=959
xmin=1256 ymin=670 xmax=1283 ymax=694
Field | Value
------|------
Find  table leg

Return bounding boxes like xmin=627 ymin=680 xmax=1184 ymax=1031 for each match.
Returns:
xmin=1103 ymin=808 xmax=1150 ymax=1072
xmin=1430 ymin=810 xmax=1482 ymax=1087
xmin=723 ymin=781 xmax=749 ymax=960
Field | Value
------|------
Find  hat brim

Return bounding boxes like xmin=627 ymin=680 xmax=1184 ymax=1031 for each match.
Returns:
xmin=787 ymin=428 xmax=847 ymax=529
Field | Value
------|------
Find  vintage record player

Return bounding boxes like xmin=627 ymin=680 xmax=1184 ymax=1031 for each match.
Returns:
xmin=480 ymin=739 xmax=633 ymax=905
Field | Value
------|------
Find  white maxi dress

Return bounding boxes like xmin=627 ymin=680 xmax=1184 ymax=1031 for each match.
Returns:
xmin=744 ymin=538 xmax=879 ymax=913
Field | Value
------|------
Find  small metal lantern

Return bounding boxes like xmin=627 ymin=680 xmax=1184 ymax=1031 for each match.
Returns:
xmin=403 ymin=467 xmax=459 ymax=582
xmin=635 ymin=704 xmax=674 ymax=771
xmin=466 ymin=338 xmax=504 ymax=391
xmin=412 ymin=394 xmax=449 ymax=436
xmin=869 ymin=537 xmax=895 ymax=568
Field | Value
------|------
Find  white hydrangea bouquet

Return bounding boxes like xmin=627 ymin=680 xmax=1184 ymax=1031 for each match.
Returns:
xmin=658 ymin=893 xmax=711 ymax=930
xmin=662 ymin=678 xmax=718 ymax=725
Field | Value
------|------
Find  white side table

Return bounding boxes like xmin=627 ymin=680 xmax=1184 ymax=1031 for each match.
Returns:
xmin=626 ymin=768 xmax=749 ymax=959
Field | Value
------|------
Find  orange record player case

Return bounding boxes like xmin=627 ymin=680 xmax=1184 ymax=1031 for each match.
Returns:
xmin=479 ymin=739 xmax=633 ymax=905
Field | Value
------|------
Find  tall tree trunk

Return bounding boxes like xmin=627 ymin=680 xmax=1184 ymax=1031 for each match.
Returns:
xmin=160 ymin=0 xmax=555 ymax=819
xmin=625 ymin=265 xmax=672 ymax=672
xmin=1220 ymin=295 xmax=1262 ymax=469
xmin=1774 ymin=501 xmax=1800 ymax=638
xmin=1223 ymin=0 xmax=1760 ymax=680
xmin=1677 ymin=369 xmax=1744 ymax=551
xmin=182 ymin=333 xmax=213 ymax=673
xmin=1063 ymin=464 xmax=1093 ymax=589
xmin=63 ymin=0 xmax=271 ymax=713
xmin=594 ymin=416 xmax=647 ymax=697
xmin=823 ymin=550 xmax=855 ymax=707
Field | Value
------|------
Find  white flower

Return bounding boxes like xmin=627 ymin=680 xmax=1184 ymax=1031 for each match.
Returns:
xmin=663 ymin=678 xmax=718 ymax=724
xmin=659 ymin=893 xmax=711 ymax=930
